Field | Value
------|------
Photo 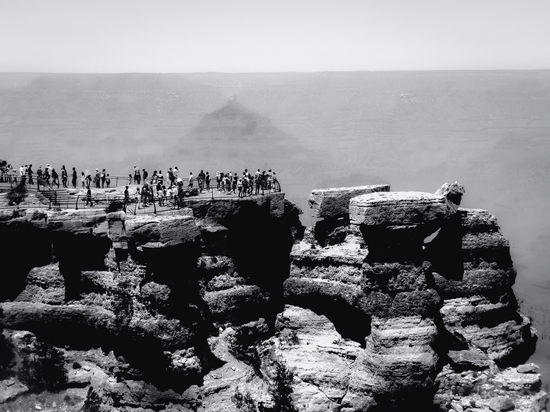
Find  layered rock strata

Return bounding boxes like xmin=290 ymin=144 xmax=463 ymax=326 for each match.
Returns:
xmin=282 ymin=183 xmax=545 ymax=411
xmin=0 ymin=187 xmax=546 ymax=412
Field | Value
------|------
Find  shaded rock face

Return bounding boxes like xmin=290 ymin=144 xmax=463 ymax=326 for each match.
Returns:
xmin=0 ymin=193 xmax=302 ymax=409
xmin=0 ymin=186 xmax=546 ymax=412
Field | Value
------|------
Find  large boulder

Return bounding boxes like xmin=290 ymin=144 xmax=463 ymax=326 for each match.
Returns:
xmin=47 ymin=209 xmax=109 ymax=236
xmin=349 ymin=191 xmax=454 ymax=227
xmin=124 ymin=214 xmax=201 ymax=249
xmin=309 ymin=184 xmax=390 ymax=219
xmin=349 ymin=191 xmax=458 ymax=261
xmin=15 ymin=264 xmax=65 ymax=305
xmin=435 ymin=182 xmax=465 ymax=213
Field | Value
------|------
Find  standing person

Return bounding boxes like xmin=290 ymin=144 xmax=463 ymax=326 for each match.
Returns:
xmin=225 ymin=174 xmax=231 ymax=194
xmin=106 ymin=174 xmax=111 ymax=188
xmin=261 ymin=171 xmax=267 ymax=195
xmin=242 ymin=175 xmax=249 ymax=196
xmin=128 ymin=174 xmax=132 ymax=185
xmin=198 ymin=170 xmax=205 ymax=193
xmin=101 ymin=169 xmax=106 ymax=188
xmin=81 ymin=172 xmax=86 ymax=188
xmin=177 ymin=183 xmax=185 ymax=209
xmin=156 ymin=181 xmax=163 ymax=205
xmin=188 ymin=172 xmax=194 ymax=189
xmin=167 ymin=168 xmax=174 ymax=187
xmin=94 ymin=169 xmax=101 ymax=189
xmin=158 ymin=170 xmax=163 ymax=187
xmin=27 ymin=164 xmax=34 ymax=185
xmin=123 ymin=186 xmax=130 ymax=212
xmin=133 ymin=166 xmax=139 ymax=184
xmin=205 ymin=171 xmax=211 ymax=192
xmin=142 ymin=169 xmax=148 ymax=184
xmin=85 ymin=186 xmax=93 ymax=207
xmin=255 ymin=173 xmax=261 ymax=195
xmin=61 ymin=165 xmax=68 ymax=188
xmin=72 ymin=167 xmax=77 ymax=188
xmin=232 ymin=173 xmax=238 ymax=195
xmin=267 ymin=169 xmax=273 ymax=191
xmin=237 ymin=178 xmax=243 ymax=198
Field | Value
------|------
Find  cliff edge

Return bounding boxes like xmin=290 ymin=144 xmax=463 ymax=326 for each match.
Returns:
xmin=0 ymin=187 xmax=546 ymax=412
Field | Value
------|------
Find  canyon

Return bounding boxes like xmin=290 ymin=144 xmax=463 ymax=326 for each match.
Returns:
xmin=0 ymin=184 xmax=547 ymax=411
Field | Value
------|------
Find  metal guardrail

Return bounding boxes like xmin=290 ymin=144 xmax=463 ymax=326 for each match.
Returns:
xmin=0 ymin=177 xmax=282 ymax=213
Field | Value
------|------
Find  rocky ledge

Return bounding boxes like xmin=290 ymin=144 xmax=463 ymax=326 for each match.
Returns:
xmin=0 ymin=187 xmax=546 ymax=411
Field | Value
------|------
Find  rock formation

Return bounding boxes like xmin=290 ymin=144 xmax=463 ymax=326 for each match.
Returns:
xmin=0 ymin=186 xmax=546 ymax=411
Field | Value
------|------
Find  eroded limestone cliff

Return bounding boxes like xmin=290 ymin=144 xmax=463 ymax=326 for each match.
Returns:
xmin=0 ymin=187 xmax=546 ymax=412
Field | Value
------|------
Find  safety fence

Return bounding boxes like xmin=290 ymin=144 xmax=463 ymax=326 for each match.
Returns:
xmin=0 ymin=181 xmax=282 ymax=214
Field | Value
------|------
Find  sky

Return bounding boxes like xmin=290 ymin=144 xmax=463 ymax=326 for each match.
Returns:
xmin=0 ymin=0 xmax=549 ymax=73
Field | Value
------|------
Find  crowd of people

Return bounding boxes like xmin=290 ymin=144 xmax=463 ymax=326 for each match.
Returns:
xmin=126 ymin=166 xmax=280 ymax=210
xmin=0 ymin=162 xmax=112 ymax=191
xmin=1 ymin=160 xmax=280 ymax=210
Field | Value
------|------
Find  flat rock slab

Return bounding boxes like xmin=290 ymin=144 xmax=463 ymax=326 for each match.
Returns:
xmin=125 ymin=214 xmax=201 ymax=247
xmin=349 ymin=191 xmax=453 ymax=226
xmin=309 ymin=184 xmax=390 ymax=219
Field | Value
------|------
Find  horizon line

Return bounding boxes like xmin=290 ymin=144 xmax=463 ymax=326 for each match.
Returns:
xmin=1 ymin=68 xmax=550 ymax=76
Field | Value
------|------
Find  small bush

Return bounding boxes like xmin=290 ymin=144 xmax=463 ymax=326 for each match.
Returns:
xmin=112 ymin=288 xmax=134 ymax=328
xmin=270 ymin=356 xmax=297 ymax=412
xmin=17 ymin=341 xmax=67 ymax=391
xmin=0 ymin=331 xmax=15 ymax=379
xmin=83 ymin=387 xmax=105 ymax=412
xmin=7 ymin=180 xmax=28 ymax=205
xmin=231 ymin=389 xmax=257 ymax=412
xmin=105 ymin=199 xmax=123 ymax=213
xmin=228 ymin=320 xmax=269 ymax=374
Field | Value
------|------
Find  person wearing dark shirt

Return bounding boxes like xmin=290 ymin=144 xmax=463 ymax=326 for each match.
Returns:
xmin=51 ymin=168 xmax=60 ymax=188
xmin=123 ymin=186 xmax=130 ymax=212
xmin=27 ymin=164 xmax=34 ymax=185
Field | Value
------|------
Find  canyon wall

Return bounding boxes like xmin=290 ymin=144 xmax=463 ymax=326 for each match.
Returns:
xmin=0 ymin=187 xmax=546 ymax=412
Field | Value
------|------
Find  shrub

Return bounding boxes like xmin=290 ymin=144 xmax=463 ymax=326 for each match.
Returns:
xmin=231 ymin=389 xmax=257 ymax=412
xmin=83 ymin=387 xmax=103 ymax=412
xmin=17 ymin=341 xmax=67 ymax=391
xmin=7 ymin=180 xmax=28 ymax=205
xmin=112 ymin=288 xmax=134 ymax=328
xmin=105 ymin=199 xmax=123 ymax=213
xmin=0 ymin=331 xmax=15 ymax=379
xmin=270 ymin=356 xmax=297 ymax=412
xmin=228 ymin=320 xmax=269 ymax=374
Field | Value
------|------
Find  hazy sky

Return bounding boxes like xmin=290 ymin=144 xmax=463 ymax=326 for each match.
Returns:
xmin=1 ymin=0 xmax=549 ymax=73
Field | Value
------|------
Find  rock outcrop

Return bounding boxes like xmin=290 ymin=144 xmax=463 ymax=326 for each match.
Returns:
xmin=0 ymin=187 xmax=546 ymax=412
